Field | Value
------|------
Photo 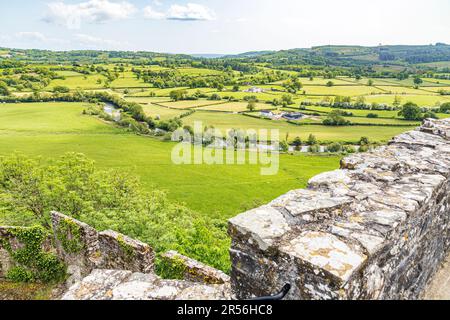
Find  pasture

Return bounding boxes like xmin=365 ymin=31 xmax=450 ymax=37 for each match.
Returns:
xmin=183 ymin=111 xmax=412 ymax=143
xmin=0 ymin=102 xmax=340 ymax=218
xmin=197 ymin=101 xmax=271 ymax=112
xmin=141 ymin=104 xmax=186 ymax=120
xmin=364 ymin=94 xmax=450 ymax=107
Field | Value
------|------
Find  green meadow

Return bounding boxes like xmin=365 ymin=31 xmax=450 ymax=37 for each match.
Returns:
xmin=0 ymin=102 xmax=340 ymax=219
xmin=183 ymin=111 xmax=412 ymax=142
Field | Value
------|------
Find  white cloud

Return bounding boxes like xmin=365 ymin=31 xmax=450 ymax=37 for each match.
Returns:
xmin=167 ymin=3 xmax=215 ymax=21
xmin=14 ymin=32 xmax=68 ymax=45
xmin=16 ymin=32 xmax=47 ymax=42
xmin=144 ymin=3 xmax=215 ymax=21
xmin=143 ymin=7 xmax=166 ymax=20
xmin=75 ymin=33 xmax=123 ymax=48
xmin=44 ymin=0 xmax=136 ymax=29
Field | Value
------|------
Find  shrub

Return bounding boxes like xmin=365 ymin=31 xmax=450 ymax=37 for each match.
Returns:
xmin=367 ymin=113 xmax=379 ymax=118
xmin=423 ymin=111 xmax=438 ymax=119
xmin=308 ymin=144 xmax=320 ymax=153
xmin=0 ymin=153 xmax=231 ymax=273
xmin=344 ymin=145 xmax=356 ymax=154
xmin=307 ymin=134 xmax=317 ymax=146
xmin=327 ymin=142 xmax=343 ymax=153
xmin=398 ymin=102 xmax=422 ymax=120
xmin=439 ymin=102 xmax=450 ymax=114
xmin=359 ymin=145 xmax=370 ymax=153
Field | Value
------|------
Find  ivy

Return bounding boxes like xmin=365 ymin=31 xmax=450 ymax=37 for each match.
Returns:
xmin=56 ymin=218 xmax=84 ymax=254
xmin=155 ymin=255 xmax=186 ymax=280
xmin=4 ymin=226 xmax=67 ymax=283
xmin=117 ymin=235 xmax=135 ymax=262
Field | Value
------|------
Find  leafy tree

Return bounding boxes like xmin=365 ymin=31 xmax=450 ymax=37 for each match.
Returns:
xmin=307 ymin=134 xmax=317 ymax=146
xmin=413 ymin=77 xmax=423 ymax=86
xmin=398 ymin=102 xmax=422 ymax=120
xmin=247 ymin=100 xmax=256 ymax=112
xmin=279 ymin=141 xmax=289 ymax=152
xmin=326 ymin=81 xmax=334 ymax=87
xmin=322 ymin=110 xmax=351 ymax=126
xmin=281 ymin=94 xmax=294 ymax=106
xmin=359 ymin=136 xmax=370 ymax=146
xmin=393 ymin=95 xmax=402 ymax=107
xmin=439 ymin=102 xmax=450 ymax=113
xmin=169 ymin=89 xmax=188 ymax=101
xmin=208 ymin=93 xmax=222 ymax=101
xmin=292 ymin=137 xmax=302 ymax=151
xmin=53 ymin=86 xmax=70 ymax=94
xmin=423 ymin=111 xmax=438 ymax=119
xmin=0 ymin=81 xmax=10 ymax=96
xmin=327 ymin=142 xmax=343 ymax=153
xmin=367 ymin=79 xmax=374 ymax=86
xmin=0 ymin=153 xmax=231 ymax=272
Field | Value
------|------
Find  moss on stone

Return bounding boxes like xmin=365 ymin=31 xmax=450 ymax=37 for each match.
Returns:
xmin=4 ymin=226 xmax=67 ymax=283
xmin=155 ymin=255 xmax=187 ymax=280
xmin=56 ymin=218 xmax=85 ymax=254
xmin=117 ymin=235 xmax=135 ymax=262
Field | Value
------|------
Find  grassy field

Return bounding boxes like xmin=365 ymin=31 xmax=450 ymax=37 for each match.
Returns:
xmin=124 ymin=97 xmax=171 ymax=104
xmin=158 ymin=100 xmax=226 ymax=109
xmin=376 ymin=86 xmax=430 ymax=95
xmin=141 ymin=104 xmax=186 ymax=120
xmin=0 ymin=102 xmax=341 ymax=219
xmin=198 ymin=101 xmax=271 ymax=112
xmin=46 ymin=75 xmax=108 ymax=90
xmin=302 ymin=85 xmax=383 ymax=96
xmin=364 ymin=94 xmax=450 ymax=106
xmin=183 ymin=111 xmax=412 ymax=142
xmin=111 ymin=72 xmax=152 ymax=88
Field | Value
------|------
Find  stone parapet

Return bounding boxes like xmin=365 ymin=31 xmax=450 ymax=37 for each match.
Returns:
xmin=161 ymin=251 xmax=230 ymax=284
xmin=229 ymin=119 xmax=450 ymax=300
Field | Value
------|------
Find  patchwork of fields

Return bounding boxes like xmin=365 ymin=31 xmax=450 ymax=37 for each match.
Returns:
xmin=0 ymin=102 xmax=340 ymax=218
xmin=1 ymin=63 xmax=450 ymax=221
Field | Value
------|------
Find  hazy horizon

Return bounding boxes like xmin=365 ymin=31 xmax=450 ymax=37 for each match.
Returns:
xmin=1 ymin=0 xmax=449 ymax=54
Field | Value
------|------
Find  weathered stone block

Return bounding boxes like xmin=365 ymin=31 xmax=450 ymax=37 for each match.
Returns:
xmin=98 ymin=230 xmax=154 ymax=274
xmin=51 ymin=211 xmax=101 ymax=277
xmin=161 ymin=251 xmax=230 ymax=284
xmin=229 ymin=119 xmax=450 ymax=300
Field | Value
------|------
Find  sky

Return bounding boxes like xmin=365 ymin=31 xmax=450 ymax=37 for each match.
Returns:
xmin=0 ymin=0 xmax=449 ymax=54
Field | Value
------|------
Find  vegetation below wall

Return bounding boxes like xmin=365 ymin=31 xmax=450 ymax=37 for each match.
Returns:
xmin=0 ymin=153 xmax=231 ymax=273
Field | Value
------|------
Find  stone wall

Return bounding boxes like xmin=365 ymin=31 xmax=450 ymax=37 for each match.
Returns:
xmin=0 ymin=226 xmax=53 ymax=279
xmin=229 ymin=119 xmax=450 ymax=300
xmin=51 ymin=212 xmax=155 ymax=278
xmin=161 ymin=251 xmax=230 ymax=285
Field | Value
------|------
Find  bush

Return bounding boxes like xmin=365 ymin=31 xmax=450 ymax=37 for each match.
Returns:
xmin=439 ymin=102 xmax=450 ymax=113
xmin=423 ymin=111 xmax=438 ymax=119
xmin=323 ymin=114 xmax=351 ymax=126
xmin=398 ymin=102 xmax=422 ymax=120
xmin=307 ymin=134 xmax=317 ymax=146
xmin=344 ymin=145 xmax=356 ymax=154
xmin=308 ymin=144 xmax=320 ymax=153
xmin=0 ymin=153 xmax=231 ymax=273
xmin=359 ymin=145 xmax=370 ymax=153
xmin=327 ymin=142 xmax=343 ymax=153
xmin=367 ymin=113 xmax=379 ymax=118
xmin=359 ymin=136 xmax=370 ymax=146
xmin=279 ymin=141 xmax=289 ymax=152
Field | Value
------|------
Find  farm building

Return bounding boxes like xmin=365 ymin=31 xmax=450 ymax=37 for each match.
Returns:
xmin=260 ymin=110 xmax=275 ymax=118
xmin=244 ymin=87 xmax=265 ymax=93
xmin=282 ymin=112 xmax=304 ymax=120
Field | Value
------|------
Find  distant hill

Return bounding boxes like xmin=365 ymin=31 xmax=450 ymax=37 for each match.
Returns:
xmin=228 ymin=44 xmax=450 ymax=67
xmin=1 ymin=44 xmax=450 ymax=72
xmin=190 ymin=54 xmax=229 ymax=59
